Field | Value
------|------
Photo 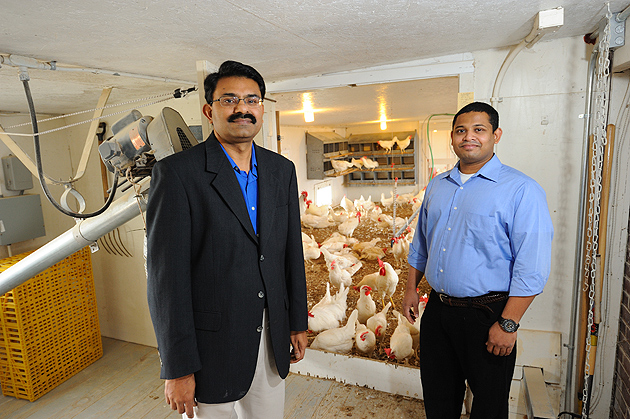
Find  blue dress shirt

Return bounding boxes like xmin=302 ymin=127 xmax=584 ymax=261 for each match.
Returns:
xmin=219 ymin=143 xmax=258 ymax=234
xmin=408 ymin=155 xmax=553 ymax=298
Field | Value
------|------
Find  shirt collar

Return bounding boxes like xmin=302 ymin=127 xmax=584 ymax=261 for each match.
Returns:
xmin=218 ymin=142 xmax=257 ymax=176
xmin=449 ymin=154 xmax=501 ymax=183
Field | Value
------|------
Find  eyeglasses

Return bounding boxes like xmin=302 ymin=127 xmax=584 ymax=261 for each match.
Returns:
xmin=212 ymin=96 xmax=263 ymax=107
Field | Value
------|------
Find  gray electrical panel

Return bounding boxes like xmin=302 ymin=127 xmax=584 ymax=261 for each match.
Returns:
xmin=0 ymin=194 xmax=46 ymax=245
xmin=2 ymin=155 xmax=34 ymax=191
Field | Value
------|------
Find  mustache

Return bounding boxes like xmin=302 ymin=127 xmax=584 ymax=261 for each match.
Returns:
xmin=228 ymin=113 xmax=257 ymax=124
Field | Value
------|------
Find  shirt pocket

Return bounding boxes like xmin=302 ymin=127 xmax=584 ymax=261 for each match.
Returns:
xmin=193 ymin=311 xmax=222 ymax=331
xmin=463 ymin=212 xmax=495 ymax=246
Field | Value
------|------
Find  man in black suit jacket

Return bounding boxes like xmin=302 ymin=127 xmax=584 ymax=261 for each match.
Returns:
xmin=147 ymin=61 xmax=308 ymax=418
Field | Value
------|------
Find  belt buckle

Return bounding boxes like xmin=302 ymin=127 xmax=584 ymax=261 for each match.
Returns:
xmin=438 ymin=293 xmax=449 ymax=304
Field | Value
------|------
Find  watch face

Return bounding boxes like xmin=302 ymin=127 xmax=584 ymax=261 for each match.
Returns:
xmin=499 ymin=317 xmax=518 ymax=333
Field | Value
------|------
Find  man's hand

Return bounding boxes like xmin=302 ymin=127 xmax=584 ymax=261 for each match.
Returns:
xmin=486 ymin=322 xmax=517 ymax=356
xmin=165 ymin=373 xmax=197 ymax=418
xmin=290 ymin=330 xmax=308 ymax=363
xmin=402 ymin=286 xmax=420 ymax=325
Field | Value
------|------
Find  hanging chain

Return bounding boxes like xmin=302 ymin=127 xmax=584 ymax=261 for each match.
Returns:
xmin=582 ymin=5 xmax=612 ymax=418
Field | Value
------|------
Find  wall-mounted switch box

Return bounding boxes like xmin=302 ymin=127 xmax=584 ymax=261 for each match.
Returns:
xmin=2 ymin=155 xmax=34 ymax=191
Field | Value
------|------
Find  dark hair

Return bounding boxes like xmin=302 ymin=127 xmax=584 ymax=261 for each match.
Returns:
xmin=452 ymin=101 xmax=499 ymax=132
xmin=204 ymin=60 xmax=266 ymax=104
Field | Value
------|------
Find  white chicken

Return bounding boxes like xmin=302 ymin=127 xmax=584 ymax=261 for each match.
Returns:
xmin=351 ymin=157 xmax=363 ymax=169
xmin=391 ymin=236 xmax=409 ymax=267
xmin=340 ymin=195 xmax=355 ymax=213
xmin=353 ymin=269 xmax=380 ymax=292
xmin=355 ymin=322 xmax=377 ymax=356
xmin=352 ymin=238 xmax=381 ymax=253
xmin=395 ymin=135 xmax=412 ymax=152
xmin=366 ymin=301 xmax=391 ymax=340
xmin=320 ymin=247 xmax=355 ymax=271
xmin=384 ymin=312 xmax=414 ymax=362
xmin=369 ymin=205 xmax=383 ymax=222
xmin=299 ymin=190 xmax=309 ymax=215
xmin=328 ymin=208 xmax=348 ymax=225
xmin=303 ymin=239 xmax=321 ymax=262
xmin=308 ymin=283 xmax=349 ymax=333
xmin=360 ymin=156 xmax=379 ymax=170
xmin=328 ymin=260 xmax=362 ymax=289
xmin=338 ymin=211 xmax=361 ymax=237
xmin=301 ymin=212 xmax=332 ymax=229
xmin=376 ymin=259 xmax=399 ymax=308
xmin=304 ymin=199 xmax=330 ymax=217
xmin=380 ymin=192 xmax=394 ymax=208
xmin=393 ymin=294 xmax=428 ymax=355
xmin=356 ymin=285 xmax=377 ymax=324
xmin=310 ymin=309 xmax=359 ymax=354
xmin=377 ymin=137 xmax=397 ymax=152
xmin=331 ymin=159 xmax=353 ymax=172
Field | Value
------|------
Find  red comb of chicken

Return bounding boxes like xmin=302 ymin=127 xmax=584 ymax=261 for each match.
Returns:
xmin=384 ymin=348 xmax=395 ymax=359
xmin=360 ymin=331 xmax=369 ymax=341
xmin=308 ymin=312 xmax=314 ymax=317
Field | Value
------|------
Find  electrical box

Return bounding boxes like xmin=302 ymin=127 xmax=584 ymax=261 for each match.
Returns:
xmin=0 ymin=194 xmax=46 ymax=245
xmin=2 ymin=155 xmax=33 ymax=191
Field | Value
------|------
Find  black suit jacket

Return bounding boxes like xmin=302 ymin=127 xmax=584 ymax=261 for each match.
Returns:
xmin=146 ymin=132 xmax=308 ymax=403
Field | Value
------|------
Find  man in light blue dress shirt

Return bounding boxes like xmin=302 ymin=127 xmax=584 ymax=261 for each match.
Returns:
xmin=402 ymin=102 xmax=553 ymax=419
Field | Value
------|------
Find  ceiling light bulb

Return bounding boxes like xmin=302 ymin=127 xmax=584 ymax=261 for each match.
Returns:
xmin=380 ymin=114 xmax=387 ymax=130
xmin=304 ymin=111 xmax=314 ymax=123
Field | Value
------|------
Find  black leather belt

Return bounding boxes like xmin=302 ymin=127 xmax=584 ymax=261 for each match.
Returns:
xmin=436 ymin=291 xmax=509 ymax=314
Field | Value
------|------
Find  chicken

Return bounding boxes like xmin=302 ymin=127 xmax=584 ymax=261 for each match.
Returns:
xmin=303 ymin=239 xmax=321 ymax=262
xmin=355 ymin=322 xmax=377 ymax=356
xmin=328 ymin=260 xmax=361 ymax=289
xmin=353 ymin=195 xmax=374 ymax=213
xmin=411 ymin=197 xmax=422 ymax=213
xmin=360 ymin=156 xmax=379 ymax=170
xmin=299 ymin=190 xmax=309 ymax=215
xmin=338 ymin=211 xmax=361 ymax=237
xmin=359 ymin=246 xmax=387 ymax=261
xmin=378 ymin=137 xmax=397 ymax=152
xmin=308 ymin=283 xmax=349 ymax=333
xmin=331 ymin=158 xmax=353 ymax=172
xmin=328 ymin=208 xmax=348 ymax=225
xmin=351 ymin=157 xmax=363 ymax=169
xmin=340 ymin=195 xmax=355 ymax=213
xmin=305 ymin=200 xmax=330 ymax=217
xmin=310 ymin=309 xmax=359 ymax=354
xmin=320 ymin=246 xmax=356 ymax=270
xmin=356 ymin=285 xmax=377 ymax=324
xmin=376 ymin=259 xmax=399 ymax=308
xmin=301 ymin=212 xmax=332 ymax=229
xmin=369 ymin=205 xmax=383 ymax=222
xmin=366 ymin=301 xmax=391 ymax=340
xmin=384 ymin=312 xmax=414 ymax=362
xmin=380 ymin=192 xmax=394 ymax=208
xmin=396 ymin=192 xmax=414 ymax=205
xmin=395 ymin=135 xmax=412 ymax=152
xmin=352 ymin=238 xmax=381 ymax=253
xmin=353 ymin=269 xmax=380 ymax=292
xmin=393 ymin=294 xmax=428 ymax=355
xmin=301 ymin=232 xmax=318 ymax=247
xmin=391 ymin=236 xmax=409 ymax=266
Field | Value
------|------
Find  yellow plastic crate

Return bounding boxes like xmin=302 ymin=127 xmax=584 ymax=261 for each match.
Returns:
xmin=0 ymin=247 xmax=102 ymax=401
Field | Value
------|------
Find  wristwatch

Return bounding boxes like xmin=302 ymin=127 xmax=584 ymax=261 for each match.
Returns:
xmin=498 ymin=316 xmax=519 ymax=333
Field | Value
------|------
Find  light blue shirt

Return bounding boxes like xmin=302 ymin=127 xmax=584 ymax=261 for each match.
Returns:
xmin=407 ymin=155 xmax=553 ymax=298
xmin=219 ymin=143 xmax=258 ymax=234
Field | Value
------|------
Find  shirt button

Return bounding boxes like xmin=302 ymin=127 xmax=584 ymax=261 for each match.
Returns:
xmin=448 ymin=228 xmax=451 ymax=231
xmin=251 ymin=206 xmax=255 ymax=210
xmin=460 ymin=187 xmax=463 ymax=190
xmin=258 ymin=291 xmax=264 ymax=298
xmin=454 ymin=207 xmax=457 ymax=210
xmin=260 ymin=255 xmax=265 ymax=261
xmin=257 ymin=326 xmax=263 ymax=333
xmin=442 ymin=248 xmax=446 ymax=251
xmin=440 ymin=269 xmax=443 ymax=272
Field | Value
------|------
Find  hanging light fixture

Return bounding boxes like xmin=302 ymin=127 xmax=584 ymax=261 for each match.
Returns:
xmin=379 ymin=99 xmax=387 ymax=130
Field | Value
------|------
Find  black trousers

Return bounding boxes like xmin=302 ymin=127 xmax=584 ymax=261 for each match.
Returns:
xmin=419 ymin=290 xmax=516 ymax=419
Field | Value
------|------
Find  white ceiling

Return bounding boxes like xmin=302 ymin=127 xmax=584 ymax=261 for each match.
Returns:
xmin=0 ymin=0 xmax=626 ymax=128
